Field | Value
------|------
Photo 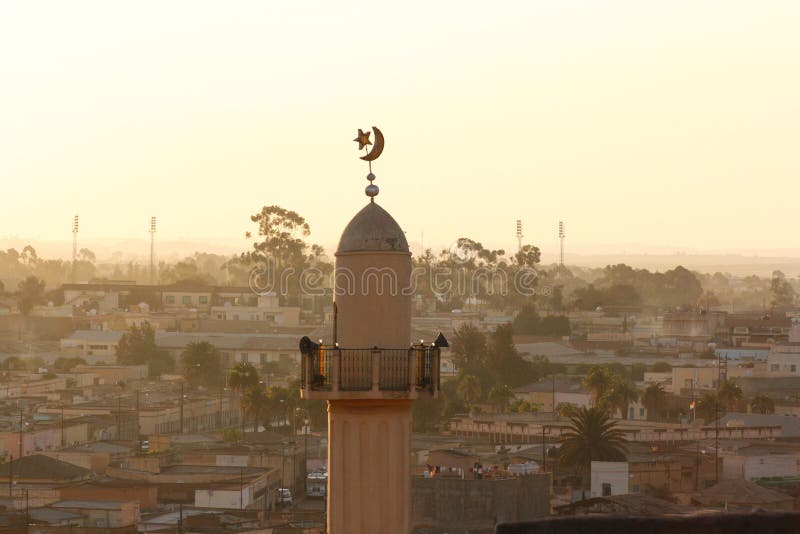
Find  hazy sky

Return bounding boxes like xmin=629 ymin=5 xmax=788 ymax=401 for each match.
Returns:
xmin=2 ymin=1 xmax=799 ymax=260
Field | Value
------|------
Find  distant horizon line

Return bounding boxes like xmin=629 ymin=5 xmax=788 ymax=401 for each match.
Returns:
xmin=2 ymin=234 xmax=800 ymax=261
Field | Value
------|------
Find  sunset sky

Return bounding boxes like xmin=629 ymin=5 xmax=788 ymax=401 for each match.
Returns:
xmin=2 ymin=1 xmax=799 ymax=260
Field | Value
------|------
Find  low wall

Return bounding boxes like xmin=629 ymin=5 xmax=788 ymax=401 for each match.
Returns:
xmin=496 ymin=513 xmax=800 ymax=534
xmin=413 ymin=474 xmax=550 ymax=530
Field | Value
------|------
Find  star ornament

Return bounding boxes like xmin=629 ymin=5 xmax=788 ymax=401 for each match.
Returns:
xmin=353 ymin=129 xmax=372 ymax=150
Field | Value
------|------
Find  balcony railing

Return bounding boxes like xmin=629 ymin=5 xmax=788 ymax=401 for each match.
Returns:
xmin=300 ymin=342 xmax=440 ymax=395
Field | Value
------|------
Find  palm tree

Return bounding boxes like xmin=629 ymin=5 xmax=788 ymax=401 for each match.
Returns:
xmin=750 ymin=394 xmax=775 ymax=414
xmin=487 ymin=385 xmax=514 ymax=413
xmin=228 ymin=362 xmax=259 ymax=393
xmin=641 ymin=383 xmax=666 ymax=421
xmin=605 ymin=381 xmax=639 ymax=419
xmin=717 ymin=379 xmax=743 ymax=411
xmin=558 ymin=406 xmax=628 ymax=489
xmin=241 ymin=386 xmax=270 ymax=432
xmin=557 ymin=402 xmax=579 ymax=418
xmin=583 ymin=366 xmax=613 ymax=403
xmin=228 ymin=362 xmax=260 ymax=432
xmin=457 ymin=374 xmax=482 ymax=406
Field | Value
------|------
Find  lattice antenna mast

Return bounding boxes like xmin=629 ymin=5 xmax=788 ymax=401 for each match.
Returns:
xmin=150 ymin=216 xmax=157 ymax=283
xmin=71 ymin=215 xmax=79 ymax=282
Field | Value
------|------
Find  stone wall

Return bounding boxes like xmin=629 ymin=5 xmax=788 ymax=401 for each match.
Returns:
xmin=412 ymin=474 xmax=550 ymax=531
xmin=495 ymin=513 xmax=800 ymax=534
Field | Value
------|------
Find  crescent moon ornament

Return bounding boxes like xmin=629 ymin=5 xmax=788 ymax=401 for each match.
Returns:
xmin=360 ymin=127 xmax=384 ymax=162
xmin=353 ymin=126 xmax=385 ymax=201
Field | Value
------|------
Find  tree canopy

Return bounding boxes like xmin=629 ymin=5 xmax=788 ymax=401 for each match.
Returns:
xmin=512 ymin=306 xmax=570 ymax=336
xmin=116 ymin=322 xmax=173 ymax=377
xmin=181 ymin=342 xmax=224 ymax=388
xmin=17 ymin=275 xmax=45 ymax=316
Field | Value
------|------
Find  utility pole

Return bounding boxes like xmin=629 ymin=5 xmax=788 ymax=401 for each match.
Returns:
xmin=715 ymin=354 xmax=722 ymax=483
xmin=695 ymin=435 xmax=700 ymax=491
xmin=180 ymin=382 xmax=185 ymax=434
xmin=541 ymin=425 xmax=547 ymax=473
xmin=558 ymin=221 xmax=565 ymax=266
xmin=178 ymin=503 xmax=183 ymax=534
xmin=7 ymin=455 xmax=12 ymax=496
xmin=60 ymin=404 xmax=65 ymax=448
xmin=136 ymin=390 xmax=140 ymax=439
xmin=18 ymin=407 xmax=23 ymax=460
xmin=291 ymin=442 xmax=296 ymax=493
xmin=263 ymin=472 xmax=270 ymax=524
xmin=690 ymin=376 xmax=699 ymax=490
xmin=515 ymin=220 xmax=523 ymax=254
xmin=304 ymin=412 xmax=309 ymax=485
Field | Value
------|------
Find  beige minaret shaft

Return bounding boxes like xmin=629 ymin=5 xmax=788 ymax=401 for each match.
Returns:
xmin=327 ymin=399 xmax=412 ymax=533
xmin=329 ymin=202 xmax=412 ymax=533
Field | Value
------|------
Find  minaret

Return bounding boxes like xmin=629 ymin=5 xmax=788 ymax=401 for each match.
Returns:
xmin=300 ymin=127 xmax=444 ymax=534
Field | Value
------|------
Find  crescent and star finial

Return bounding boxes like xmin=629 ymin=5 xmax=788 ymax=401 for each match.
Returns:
xmin=353 ymin=126 xmax=384 ymax=201
xmin=353 ymin=129 xmax=372 ymax=150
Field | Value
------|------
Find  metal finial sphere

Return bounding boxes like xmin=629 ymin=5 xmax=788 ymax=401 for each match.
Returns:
xmin=367 ymin=172 xmax=376 ymax=182
xmin=365 ymin=184 xmax=379 ymax=198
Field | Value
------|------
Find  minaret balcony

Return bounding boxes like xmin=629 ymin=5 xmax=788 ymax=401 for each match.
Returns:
xmin=300 ymin=342 xmax=441 ymax=401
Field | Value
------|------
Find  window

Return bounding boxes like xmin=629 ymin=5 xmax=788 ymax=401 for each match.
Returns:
xmin=771 ymin=364 xmax=780 ymax=372
xmin=199 ymin=295 xmax=208 ymax=304
xmin=639 ymin=407 xmax=645 ymax=417
xmin=182 ymin=296 xmax=192 ymax=305
xmin=602 ymin=483 xmax=612 ymax=496
xmin=792 ymin=365 xmax=797 ymax=373
xmin=632 ymin=484 xmax=640 ymax=494
xmin=166 ymin=295 xmax=175 ymax=304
